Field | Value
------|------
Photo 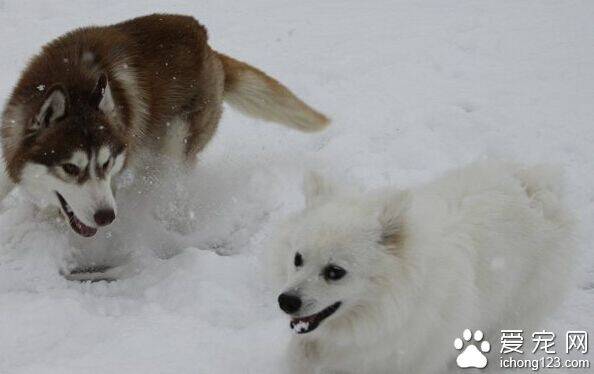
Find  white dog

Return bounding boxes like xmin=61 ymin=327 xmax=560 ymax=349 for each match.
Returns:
xmin=268 ymin=161 xmax=574 ymax=373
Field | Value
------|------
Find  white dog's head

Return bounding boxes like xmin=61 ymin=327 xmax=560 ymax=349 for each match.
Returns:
xmin=275 ymin=173 xmax=413 ymax=338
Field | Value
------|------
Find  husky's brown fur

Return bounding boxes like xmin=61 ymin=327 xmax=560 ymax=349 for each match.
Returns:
xmin=1 ymin=13 xmax=328 ymax=187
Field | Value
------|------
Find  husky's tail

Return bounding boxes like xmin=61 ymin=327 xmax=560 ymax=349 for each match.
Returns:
xmin=216 ymin=52 xmax=329 ymax=132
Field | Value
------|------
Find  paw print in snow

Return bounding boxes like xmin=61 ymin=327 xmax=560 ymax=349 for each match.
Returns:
xmin=454 ymin=329 xmax=490 ymax=369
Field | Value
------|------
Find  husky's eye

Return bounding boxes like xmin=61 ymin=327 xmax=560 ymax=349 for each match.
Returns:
xmin=102 ymin=158 xmax=111 ymax=171
xmin=323 ymin=265 xmax=346 ymax=281
xmin=294 ymin=252 xmax=303 ymax=267
xmin=62 ymin=163 xmax=80 ymax=176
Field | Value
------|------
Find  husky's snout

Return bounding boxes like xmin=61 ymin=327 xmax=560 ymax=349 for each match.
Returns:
xmin=52 ymin=166 xmax=119 ymax=237
xmin=93 ymin=208 xmax=116 ymax=226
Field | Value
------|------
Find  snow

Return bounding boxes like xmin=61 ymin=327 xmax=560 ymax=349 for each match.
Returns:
xmin=0 ymin=1 xmax=593 ymax=373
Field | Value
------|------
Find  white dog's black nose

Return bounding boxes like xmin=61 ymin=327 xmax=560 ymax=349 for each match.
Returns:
xmin=278 ymin=293 xmax=302 ymax=314
xmin=94 ymin=209 xmax=115 ymax=226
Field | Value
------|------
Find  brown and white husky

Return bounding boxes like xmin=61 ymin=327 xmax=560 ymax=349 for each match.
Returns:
xmin=0 ymin=14 xmax=328 ymax=240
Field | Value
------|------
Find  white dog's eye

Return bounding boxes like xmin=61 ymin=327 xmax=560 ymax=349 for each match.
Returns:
xmin=324 ymin=265 xmax=346 ymax=281
xmin=294 ymin=252 xmax=303 ymax=267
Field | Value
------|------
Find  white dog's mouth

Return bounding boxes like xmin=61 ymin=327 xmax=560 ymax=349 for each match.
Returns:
xmin=56 ymin=192 xmax=97 ymax=237
xmin=290 ymin=302 xmax=341 ymax=334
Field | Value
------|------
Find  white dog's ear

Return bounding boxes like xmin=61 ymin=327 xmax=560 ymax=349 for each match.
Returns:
xmin=90 ymin=73 xmax=115 ymax=115
xmin=32 ymin=85 xmax=67 ymax=130
xmin=378 ymin=191 xmax=411 ymax=250
xmin=303 ymin=171 xmax=335 ymax=208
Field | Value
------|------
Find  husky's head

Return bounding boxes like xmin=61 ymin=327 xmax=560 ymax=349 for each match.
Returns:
xmin=275 ymin=173 xmax=412 ymax=337
xmin=4 ymin=73 xmax=127 ymax=237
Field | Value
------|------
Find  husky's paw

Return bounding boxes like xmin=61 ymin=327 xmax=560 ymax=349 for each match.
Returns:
xmin=454 ymin=329 xmax=491 ymax=369
xmin=61 ymin=265 xmax=118 ymax=282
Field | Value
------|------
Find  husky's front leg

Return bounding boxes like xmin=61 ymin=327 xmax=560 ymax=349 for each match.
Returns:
xmin=61 ymin=262 xmax=134 ymax=282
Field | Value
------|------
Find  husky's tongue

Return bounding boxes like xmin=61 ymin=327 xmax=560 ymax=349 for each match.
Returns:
xmin=56 ymin=192 xmax=98 ymax=237
xmin=69 ymin=214 xmax=98 ymax=237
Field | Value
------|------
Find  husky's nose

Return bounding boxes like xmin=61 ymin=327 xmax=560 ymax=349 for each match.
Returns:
xmin=94 ymin=209 xmax=115 ymax=226
xmin=278 ymin=293 xmax=302 ymax=314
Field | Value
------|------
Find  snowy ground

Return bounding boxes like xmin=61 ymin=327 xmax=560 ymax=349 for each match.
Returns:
xmin=0 ymin=1 xmax=593 ymax=373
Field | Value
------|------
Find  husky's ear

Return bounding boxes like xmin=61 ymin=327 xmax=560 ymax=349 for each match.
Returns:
xmin=303 ymin=171 xmax=335 ymax=208
xmin=33 ymin=85 xmax=67 ymax=129
xmin=378 ymin=191 xmax=410 ymax=250
xmin=90 ymin=73 xmax=115 ymax=114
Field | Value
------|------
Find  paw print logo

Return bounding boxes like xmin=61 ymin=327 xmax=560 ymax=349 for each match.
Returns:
xmin=454 ymin=329 xmax=491 ymax=369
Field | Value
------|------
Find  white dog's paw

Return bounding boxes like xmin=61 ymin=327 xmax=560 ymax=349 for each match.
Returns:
xmin=454 ymin=329 xmax=491 ymax=369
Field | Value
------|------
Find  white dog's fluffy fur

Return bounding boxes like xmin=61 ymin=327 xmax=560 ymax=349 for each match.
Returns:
xmin=267 ymin=161 xmax=574 ymax=374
